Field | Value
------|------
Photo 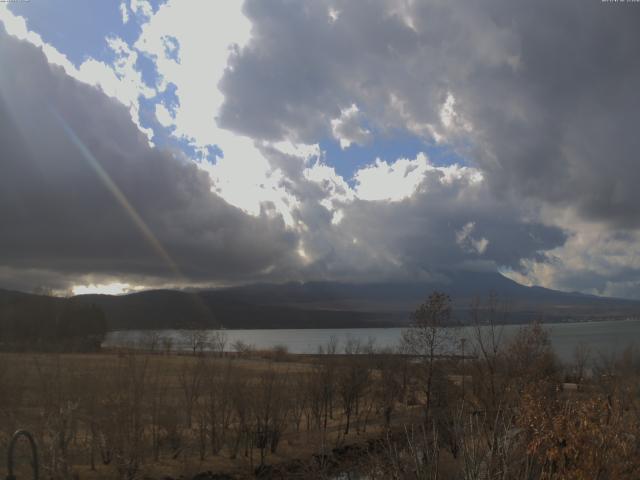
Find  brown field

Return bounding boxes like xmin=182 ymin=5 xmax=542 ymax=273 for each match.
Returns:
xmin=0 ymin=347 xmax=424 ymax=480
xmin=2 ymin=319 xmax=640 ymax=479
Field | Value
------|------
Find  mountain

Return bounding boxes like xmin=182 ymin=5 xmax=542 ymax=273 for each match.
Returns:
xmin=194 ymin=270 xmax=640 ymax=325
xmin=2 ymin=271 xmax=640 ymax=331
xmin=74 ymin=289 xmax=388 ymax=330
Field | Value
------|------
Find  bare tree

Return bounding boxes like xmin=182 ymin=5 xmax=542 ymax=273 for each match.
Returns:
xmin=140 ymin=331 xmax=160 ymax=352
xmin=185 ymin=329 xmax=208 ymax=355
xmin=402 ymin=291 xmax=455 ymax=423
xmin=317 ymin=335 xmax=340 ymax=355
xmin=204 ymin=358 xmax=235 ymax=455
xmin=252 ymin=368 xmax=290 ymax=465
xmin=229 ymin=371 xmax=251 ymax=460
xmin=232 ymin=339 xmax=255 ymax=358
xmin=210 ymin=330 xmax=227 ymax=357
xmin=34 ymin=355 xmax=81 ymax=479
xmin=78 ymin=368 xmax=106 ymax=472
xmin=504 ymin=321 xmax=557 ymax=393
xmin=374 ymin=353 xmax=403 ymax=428
xmin=161 ymin=336 xmax=173 ymax=355
xmin=337 ymin=339 xmax=370 ymax=435
xmin=307 ymin=360 xmax=336 ymax=433
xmin=101 ymin=352 xmax=149 ymax=480
xmin=571 ymin=341 xmax=591 ymax=383
xmin=288 ymin=372 xmax=309 ymax=432
xmin=178 ymin=357 xmax=206 ymax=428
xmin=147 ymin=360 xmax=169 ymax=461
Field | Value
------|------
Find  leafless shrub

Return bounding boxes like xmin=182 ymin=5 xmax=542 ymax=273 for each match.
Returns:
xmin=100 ymin=352 xmax=149 ymax=480
xmin=161 ymin=336 xmax=173 ymax=355
xmin=147 ymin=361 xmax=169 ymax=462
xmin=178 ymin=357 xmax=206 ymax=429
xmin=288 ymin=372 xmax=309 ymax=433
xmin=251 ymin=368 xmax=290 ymax=465
xmin=568 ymin=341 xmax=591 ymax=383
xmin=231 ymin=339 xmax=255 ymax=357
xmin=203 ymin=359 xmax=235 ymax=456
xmin=209 ymin=330 xmax=227 ymax=357
xmin=373 ymin=353 xmax=403 ymax=428
xmin=33 ymin=355 xmax=83 ymax=479
xmin=185 ymin=330 xmax=208 ymax=355
xmin=271 ymin=344 xmax=290 ymax=362
xmin=337 ymin=342 xmax=371 ymax=435
xmin=370 ymin=424 xmax=442 ymax=480
xmin=139 ymin=331 xmax=160 ymax=352
xmin=317 ymin=335 xmax=340 ymax=355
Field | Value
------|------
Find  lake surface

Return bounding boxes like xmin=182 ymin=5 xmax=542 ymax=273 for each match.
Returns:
xmin=103 ymin=318 xmax=640 ymax=363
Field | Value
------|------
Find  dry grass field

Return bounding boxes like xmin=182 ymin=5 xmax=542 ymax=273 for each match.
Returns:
xmin=2 ymin=318 xmax=640 ymax=479
xmin=0 ymin=347 xmax=424 ymax=479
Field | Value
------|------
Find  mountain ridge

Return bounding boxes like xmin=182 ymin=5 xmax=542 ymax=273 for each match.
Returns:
xmin=2 ymin=271 xmax=639 ymax=330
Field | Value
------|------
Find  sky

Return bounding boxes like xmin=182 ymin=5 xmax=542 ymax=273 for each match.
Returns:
xmin=0 ymin=0 xmax=639 ymax=298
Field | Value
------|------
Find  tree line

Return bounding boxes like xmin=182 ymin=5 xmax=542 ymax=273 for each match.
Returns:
xmin=0 ymin=294 xmax=107 ymax=350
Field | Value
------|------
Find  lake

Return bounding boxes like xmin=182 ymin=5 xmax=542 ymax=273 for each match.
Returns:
xmin=103 ymin=318 xmax=640 ymax=363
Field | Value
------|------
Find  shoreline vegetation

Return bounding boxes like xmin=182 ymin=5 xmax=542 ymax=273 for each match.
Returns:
xmin=1 ymin=293 xmax=639 ymax=479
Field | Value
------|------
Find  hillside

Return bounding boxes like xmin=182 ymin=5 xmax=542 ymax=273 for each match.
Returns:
xmin=2 ymin=271 xmax=640 ymax=331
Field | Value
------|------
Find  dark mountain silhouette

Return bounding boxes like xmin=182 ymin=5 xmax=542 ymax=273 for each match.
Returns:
xmin=0 ymin=288 xmax=107 ymax=350
xmin=75 ymin=289 xmax=391 ymax=330
xmin=199 ymin=272 xmax=568 ymax=311
xmin=1 ymin=271 xmax=639 ymax=331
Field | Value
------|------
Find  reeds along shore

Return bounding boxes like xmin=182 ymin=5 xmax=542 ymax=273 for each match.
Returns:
xmin=1 ymin=319 xmax=640 ymax=480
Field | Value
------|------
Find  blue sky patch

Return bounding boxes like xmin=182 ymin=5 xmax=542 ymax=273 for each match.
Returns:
xmin=135 ymin=52 xmax=161 ymax=88
xmin=7 ymin=1 xmax=155 ymax=67
xmin=320 ymin=131 xmax=468 ymax=183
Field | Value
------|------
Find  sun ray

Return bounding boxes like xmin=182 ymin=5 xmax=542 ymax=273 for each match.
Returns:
xmin=52 ymin=108 xmax=182 ymax=279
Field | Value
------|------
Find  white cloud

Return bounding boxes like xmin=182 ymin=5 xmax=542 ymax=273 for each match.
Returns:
xmin=132 ymin=0 xmax=306 ymax=225
xmin=303 ymin=161 xmax=355 ymax=210
xmin=331 ymin=104 xmax=372 ymax=149
xmin=438 ymin=92 xmax=473 ymax=139
xmin=134 ymin=0 xmax=250 ymax=147
xmin=328 ymin=7 xmax=340 ymax=23
xmin=155 ymin=103 xmax=174 ymax=127
xmin=130 ymin=0 xmax=153 ymax=19
xmin=353 ymin=153 xmax=431 ymax=201
xmin=504 ymin=207 xmax=640 ymax=298
xmin=473 ymin=237 xmax=489 ymax=255
xmin=456 ymin=222 xmax=474 ymax=244
xmin=269 ymin=141 xmax=320 ymax=162
xmin=72 ymin=282 xmax=141 ymax=296
xmin=440 ymin=93 xmax=456 ymax=129
xmin=120 ymin=2 xmax=129 ymax=24
xmin=456 ymin=222 xmax=489 ymax=255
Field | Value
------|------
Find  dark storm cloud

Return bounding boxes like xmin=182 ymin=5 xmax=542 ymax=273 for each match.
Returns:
xmin=219 ymin=0 xmax=640 ymax=228
xmin=326 ymin=174 xmax=565 ymax=280
xmin=217 ymin=0 xmax=435 ymax=143
xmin=457 ymin=1 xmax=640 ymax=228
xmin=0 ymin=29 xmax=298 ymax=290
xmin=259 ymin=145 xmax=566 ymax=282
